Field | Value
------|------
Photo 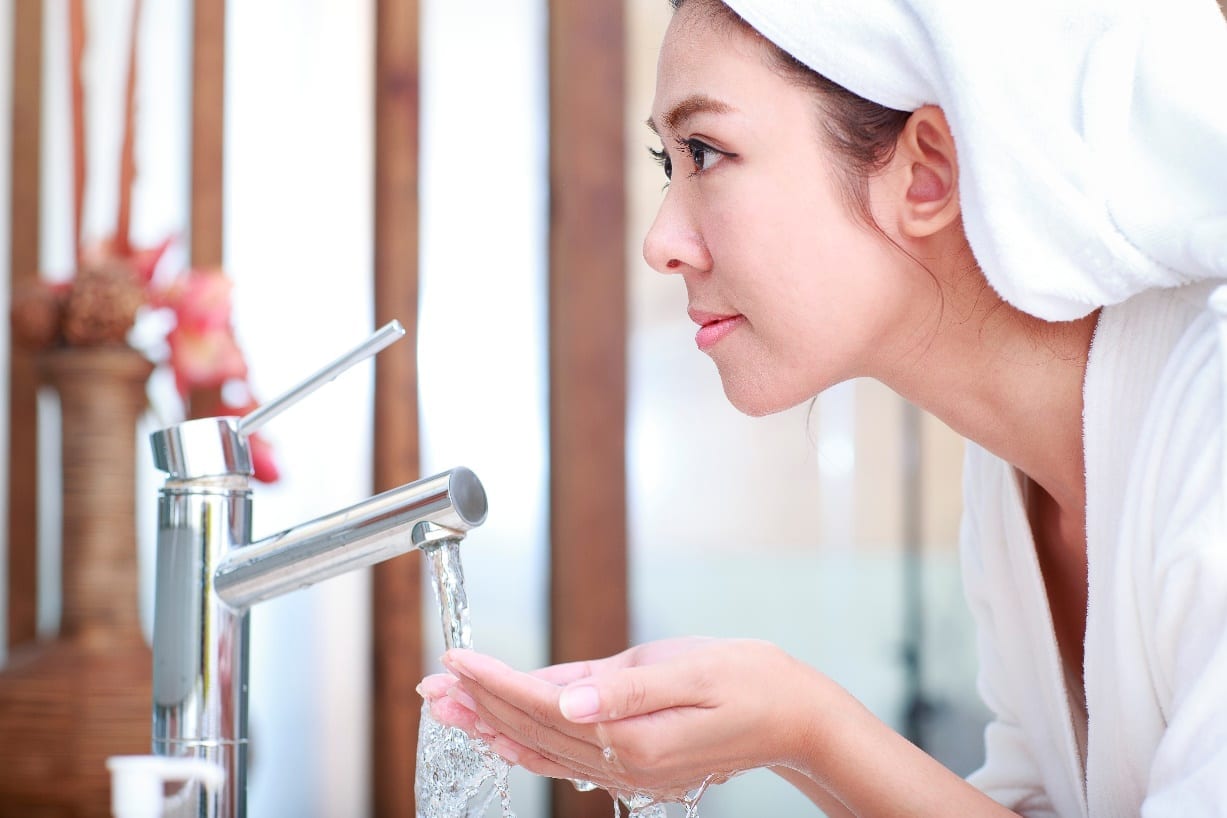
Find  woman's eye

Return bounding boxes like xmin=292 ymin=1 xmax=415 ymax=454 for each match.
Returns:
xmin=678 ymin=137 xmax=729 ymax=175
xmin=648 ymin=146 xmax=672 ymax=181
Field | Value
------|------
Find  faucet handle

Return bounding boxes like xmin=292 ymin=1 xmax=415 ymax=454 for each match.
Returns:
xmin=237 ymin=320 xmax=405 ymax=436
xmin=151 ymin=321 xmax=406 ymax=480
xmin=151 ymin=417 xmax=252 ymax=480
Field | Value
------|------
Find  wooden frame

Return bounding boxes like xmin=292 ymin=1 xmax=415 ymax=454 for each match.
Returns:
xmin=371 ymin=1 xmax=422 ymax=815
xmin=6 ymin=0 xmax=44 ymax=650
xmin=190 ymin=0 xmax=225 ymax=270
xmin=548 ymin=1 xmax=629 ymax=815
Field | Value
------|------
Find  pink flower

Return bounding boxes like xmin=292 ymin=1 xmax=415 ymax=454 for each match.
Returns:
xmin=131 ymin=236 xmax=175 ymax=284
xmin=68 ymin=236 xmax=281 ymax=484
xmin=154 ymin=268 xmax=234 ymax=331
xmin=166 ymin=324 xmax=248 ymax=395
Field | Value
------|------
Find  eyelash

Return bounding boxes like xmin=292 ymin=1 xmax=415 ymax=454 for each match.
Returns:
xmin=648 ymin=146 xmax=671 ymax=186
xmin=648 ymin=137 xmax=734 ymax=184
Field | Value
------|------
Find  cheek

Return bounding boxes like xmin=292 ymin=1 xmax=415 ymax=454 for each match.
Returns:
xmin=710 ymin=164 xmax=861 ymax=281
xmin=694 ymin=165 xmax=914 ymax=410
xmin=711 ymin=232 xmax=909 ymax=411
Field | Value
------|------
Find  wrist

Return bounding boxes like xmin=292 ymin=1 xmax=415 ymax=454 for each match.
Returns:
xmin=778 ymin=658 xmax=860 ymax=785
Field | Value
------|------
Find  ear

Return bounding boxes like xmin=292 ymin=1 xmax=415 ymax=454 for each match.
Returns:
xmin=894 ymin=106 xmax=960 ymax=238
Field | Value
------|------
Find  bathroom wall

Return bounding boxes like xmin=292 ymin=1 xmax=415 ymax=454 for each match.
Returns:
xmin=416 ymin=0 xmax=551 ymax=814
xmin=224 ymin=2 xmax=375 ymax=814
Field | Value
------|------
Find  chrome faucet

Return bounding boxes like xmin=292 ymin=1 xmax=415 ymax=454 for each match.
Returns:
xmin=147 ymin=322 xmax=487 ymax=818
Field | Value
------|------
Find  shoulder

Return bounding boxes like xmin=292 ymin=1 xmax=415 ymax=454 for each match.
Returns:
xmin=1107 ymin=282 xmax=1226 ymax=567
xmin=1091 ymin=281 xmax=1225 ymax=469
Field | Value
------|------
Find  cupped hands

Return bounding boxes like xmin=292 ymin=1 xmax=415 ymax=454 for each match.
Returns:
xmin=418 ymin=636 xmax=826 ymax=801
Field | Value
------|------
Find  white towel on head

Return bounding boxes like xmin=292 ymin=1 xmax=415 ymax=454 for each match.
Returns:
xmin=721 ymin=0 xmax=1227 ymax=321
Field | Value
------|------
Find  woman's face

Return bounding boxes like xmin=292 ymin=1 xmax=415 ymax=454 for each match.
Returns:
xmin=644 ymin=4 xmax=929 ymax=416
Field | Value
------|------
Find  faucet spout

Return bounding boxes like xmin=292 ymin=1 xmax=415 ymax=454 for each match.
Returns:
xmin=213 ymin=467 xmax=487 ymax=609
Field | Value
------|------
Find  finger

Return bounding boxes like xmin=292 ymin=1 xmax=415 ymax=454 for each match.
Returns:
xmin=471 ymin=711 xmax=621 ymax=792
xmin=457 ymin=718 xmax=612 ymax=790
xmin=528 ymin=659 xmax=597 ymax=687
xmin=417 ymin=672 xmax=459 ymax=701
xmin=446 ymin=684 xmax=478 ymax=712
xmin=558 ymin=659 xmax=709 ymax=724
xmin=460 ymin=677 xmax=610 ymax=778
xmin=484 ymin=734 xmax=526 ymax=766
xmin=528 ymin=648 xmax=640 ymax=687
xmin=428 ymin=695 xmax=479 ymax=733
xmin=444 ymin=649 xmax=643 ymax=785
xmin=488 ymin=735 xmax=618 ymax=791
xmin=443 ymin=650 xmax=594 ymax=745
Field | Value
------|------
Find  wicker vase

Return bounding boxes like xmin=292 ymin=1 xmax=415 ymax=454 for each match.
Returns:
xmin=0 ymin=346 xmax=155 ymax=817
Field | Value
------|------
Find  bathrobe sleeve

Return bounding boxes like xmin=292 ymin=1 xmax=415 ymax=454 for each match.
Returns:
xmin=1138 ymin=308 xmax=1227 ymax=816
xmin=958 ymin=449 xmax=1064 ymax=818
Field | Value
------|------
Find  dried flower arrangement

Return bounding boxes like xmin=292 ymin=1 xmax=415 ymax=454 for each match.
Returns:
xmin=7 ymin=0 xmax=278 ymax=482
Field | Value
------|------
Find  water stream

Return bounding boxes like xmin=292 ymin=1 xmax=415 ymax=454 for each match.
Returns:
xmin=414 ymin=538 xmax=714 ymax=818
xmin=416 ymin=539 xmax=515 ymax=818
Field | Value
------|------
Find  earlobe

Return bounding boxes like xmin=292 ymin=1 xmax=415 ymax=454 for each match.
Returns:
xmin=898 ymin=106 xmax=960 ymax=238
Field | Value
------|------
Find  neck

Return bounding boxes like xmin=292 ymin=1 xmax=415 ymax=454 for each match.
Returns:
xmin=871 ymin=246 xmax=1099 ymax=517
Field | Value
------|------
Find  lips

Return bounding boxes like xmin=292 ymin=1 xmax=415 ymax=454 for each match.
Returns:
xmin=688 ymin=308 xmax=747 ymax=352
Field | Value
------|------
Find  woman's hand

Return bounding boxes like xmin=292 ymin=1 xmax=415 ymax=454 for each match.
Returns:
xmin=419 ymin=637 xmax=825 ymax=800
xmin=419 ymin=639 xmax=1015 ymax=817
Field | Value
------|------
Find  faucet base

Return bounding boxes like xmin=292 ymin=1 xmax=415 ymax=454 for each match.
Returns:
xmin=155 ymin=738 xmax=248 ymax=818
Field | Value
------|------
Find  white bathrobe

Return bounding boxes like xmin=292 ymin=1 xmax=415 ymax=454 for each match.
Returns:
xmin=961 ymin=281 xmax=1227 ymax=816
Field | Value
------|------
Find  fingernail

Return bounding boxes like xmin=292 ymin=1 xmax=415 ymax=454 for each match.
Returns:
xmin=474 ymin=719 xmax=496 ymax=736
xmin=559 ymin=685 xmax=601 ymax=721
xmin=447 ymin=686 xmax=477 ymax=711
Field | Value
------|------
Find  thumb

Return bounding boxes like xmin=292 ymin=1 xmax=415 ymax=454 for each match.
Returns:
xmin=558 ymin=662 xmax=701 ymax=724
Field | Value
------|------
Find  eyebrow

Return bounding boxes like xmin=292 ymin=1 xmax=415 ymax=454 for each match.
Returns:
xmin=646 ymin=94 xmax=735 ymax=135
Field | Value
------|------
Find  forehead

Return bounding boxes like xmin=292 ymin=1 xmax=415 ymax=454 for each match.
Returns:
xmin=652 ymin=5 xmax=784 ymax=127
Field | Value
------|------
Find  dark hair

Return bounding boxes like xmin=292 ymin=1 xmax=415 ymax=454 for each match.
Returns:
xmin=670 ymin=0 xmax=911 ymax=227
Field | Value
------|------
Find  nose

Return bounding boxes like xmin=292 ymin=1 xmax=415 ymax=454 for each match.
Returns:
xmin=642 ymin=189 xmax=709 ymax=276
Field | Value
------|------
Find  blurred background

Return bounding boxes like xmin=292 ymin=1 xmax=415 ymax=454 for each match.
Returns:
xmin=0 ymin=1 xmax=998 ymax=815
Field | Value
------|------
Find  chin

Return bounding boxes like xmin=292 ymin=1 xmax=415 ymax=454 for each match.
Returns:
xmin=719 ymin=371 xmax=810 ymax=418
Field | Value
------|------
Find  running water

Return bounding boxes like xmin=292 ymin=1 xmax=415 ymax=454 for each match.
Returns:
xmin=594 ymin=775 xmax=719 ymax=817
xmin=570 ymin=777 xmax=716 ymax=817
xmin=415 ymin=539 xmax=515 ymax=818
xmin=414 ymin=537 xmax=717 ymax=818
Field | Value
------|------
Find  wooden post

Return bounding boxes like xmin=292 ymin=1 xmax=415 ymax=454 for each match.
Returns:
xmin=371 ymin=1 xmax=422 ymax=816
xmin=548 ymin=0 xmax=629 ymax=815
xmin=190 ymin=0 xmax=225 ymax=270
xmin=7 ymin=0 xmax=44 ymax=651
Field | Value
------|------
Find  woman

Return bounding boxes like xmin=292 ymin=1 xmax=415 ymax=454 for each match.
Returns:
xmin=420 ymin=0 xmax=1227 ymax=813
